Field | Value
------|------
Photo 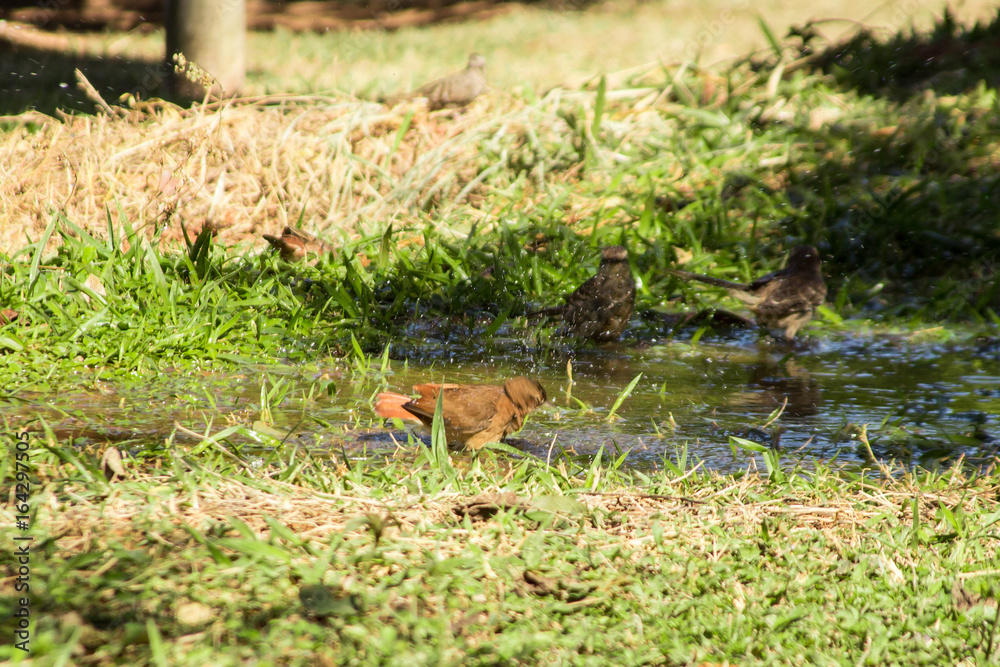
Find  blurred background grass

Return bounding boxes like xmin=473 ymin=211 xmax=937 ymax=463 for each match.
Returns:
xmin=3 ymin=0 xmax=999 ymax=114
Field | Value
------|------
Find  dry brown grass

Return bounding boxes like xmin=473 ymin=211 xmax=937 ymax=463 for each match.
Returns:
xmin=9 ymin=440 xmax=998 ymax=663
xmin=29 ymin=460 xmax=1000 ymax=565
xmin=0 ymin=95 xmax=509 ymax=255
xmin=3 ymin=0 xmax=997 ymax=257
xmin=0 ymin=79 xmax=679 ymax=256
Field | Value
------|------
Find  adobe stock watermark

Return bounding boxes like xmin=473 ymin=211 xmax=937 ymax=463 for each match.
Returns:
xmin=10 ymin=429 xmax=32 ymax=653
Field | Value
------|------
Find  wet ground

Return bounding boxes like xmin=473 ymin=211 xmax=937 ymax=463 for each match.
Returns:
xmin=7 ymin=324 xmax=998 ymax=474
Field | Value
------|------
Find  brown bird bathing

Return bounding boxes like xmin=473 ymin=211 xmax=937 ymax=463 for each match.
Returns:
xmin=374 ymin=377 xmax=547 ymax=450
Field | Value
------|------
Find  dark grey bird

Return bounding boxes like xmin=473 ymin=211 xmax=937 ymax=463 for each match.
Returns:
xmin=669 ymin=244 xmax=827 ymax=340
xmin=530 ymin=245 xmax=637 ymax=342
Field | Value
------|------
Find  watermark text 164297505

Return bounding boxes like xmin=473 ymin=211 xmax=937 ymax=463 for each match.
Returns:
xmin=12 ymin=429 xmax=32 ymax=653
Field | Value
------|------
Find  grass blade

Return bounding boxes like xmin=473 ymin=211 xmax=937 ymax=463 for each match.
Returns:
xmin=606 ymin=373 xmax=642 ymax=422
xmin=28 ymin=214 xmax=58 ymax=295
xmin=592 ymin=74 xmax=607 ymax=137
xmin=758 ymin=15 xmax=783 ymax=59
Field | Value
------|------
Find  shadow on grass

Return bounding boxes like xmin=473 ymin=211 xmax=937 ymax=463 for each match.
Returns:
xmin=806 ymin=8 xmax=1000 ymax=103
xmin=731 ymin=9 xmax=1000 ymax=316
xmin=0 ymin=40 xmax=173 ymax=117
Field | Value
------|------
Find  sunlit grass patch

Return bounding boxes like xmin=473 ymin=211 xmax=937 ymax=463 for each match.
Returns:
xmin=2 ymin=434 xmax=998 ymax=665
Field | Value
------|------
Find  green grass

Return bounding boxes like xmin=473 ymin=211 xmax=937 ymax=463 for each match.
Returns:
xmin=1 ymin=437 xmax=998 ymax=665
xmin=0 ymin=149 xmax=996 ymax=395
xmin=3 ymin=9 xmax=1000 ymax=665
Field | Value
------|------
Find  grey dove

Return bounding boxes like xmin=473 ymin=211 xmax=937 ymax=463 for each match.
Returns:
xmin=394 ymin=53 xmax=488 ymax=111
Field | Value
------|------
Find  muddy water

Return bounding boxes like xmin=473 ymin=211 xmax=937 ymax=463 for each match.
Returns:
xmin=6 ymin=331 xmax=999 ymax=473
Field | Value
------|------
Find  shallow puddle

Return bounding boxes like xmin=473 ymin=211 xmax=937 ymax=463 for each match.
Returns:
xmin=369 ymin=329 xmax=1000 ymax=472
xmin=5 ymin=329 xmax=998 ymax=473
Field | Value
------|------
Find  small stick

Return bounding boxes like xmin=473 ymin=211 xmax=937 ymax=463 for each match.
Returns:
xmin=75 ymin=69 xmax=122 ymax=118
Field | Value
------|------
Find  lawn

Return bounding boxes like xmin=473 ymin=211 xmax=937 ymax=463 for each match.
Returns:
xmin=1 ymin=1 xmax=1000 ymax=664
xmin=4 ymin=428 xmax=1000 ymax=665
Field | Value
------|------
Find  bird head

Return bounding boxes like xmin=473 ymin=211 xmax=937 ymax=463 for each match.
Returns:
xmin=600 ymin=245 xmax=629 ymax=263
xmin=787 ymin=245 xmax=821 ymax=271
xmin=504 ymin=377 xmax=547 ymax=412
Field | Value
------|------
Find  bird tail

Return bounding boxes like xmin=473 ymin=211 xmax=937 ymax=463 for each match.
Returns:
xmin=261 ymin=230 xmax=289 ymax=247
xmin=380 ymin=92 xmax=416 ymax=106
xmin=668 ymin=269 xmax=748 ymax=291
xmin=374 ymin=393 xmax=420 ymax=422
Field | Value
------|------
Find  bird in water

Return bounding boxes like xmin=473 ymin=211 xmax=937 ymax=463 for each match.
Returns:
xmin=529 ymin=245 xmax=636 ymax=342
xmin=669 ymin=244 xmax=827 ymax=340
xmin=374 ymin=377 xmax=547 ymax=450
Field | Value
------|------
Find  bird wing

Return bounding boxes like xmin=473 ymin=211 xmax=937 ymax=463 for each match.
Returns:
xmin=729 ymin=268 xmax=795 ymax=307
xmin=399 ymin=383 xmax=457 ymax=422
xmin=567 ymin=267 xmax=635 ymax=312
xmin=401 ymin=384 xmax=503 ymax=437
xmin=561 ymin=275 xmax=609 ymax=336
xmin=746 ymin=267 xmax=787 ymax=292
xmin=413 ymin=383 xmax=462 ymax=396
xmin=440 ymin=385 xmax=504 ymax=432
xmin=417 ymin=70 xmax=485 ymax=108
xmin=562 ymin=270 xmax=636 ymax=340
xmin=563 ymin=274 xmax=605 ymax=311
xmin=754 ymin=280 xmax=827 ymax=320
xmin=416 ymin=75 xmax=449 ymax=100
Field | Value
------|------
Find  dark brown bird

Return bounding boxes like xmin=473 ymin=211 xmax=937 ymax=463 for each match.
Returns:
xmin=262 ymin=226 xmax=332 ymax=263
xmin=374 ymin=377 xmax=547 ymax=450
xmin=392 ymin=53 xmax=488 ymax=111
xmin=530 ymin=246 xmax=636 ymax=342
xmin=669 ymin=244 xmax=827 ymax=340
